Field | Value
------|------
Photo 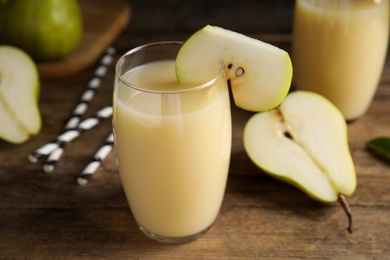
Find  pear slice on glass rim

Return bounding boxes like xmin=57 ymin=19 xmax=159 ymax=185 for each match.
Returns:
xmin=175 ymin=25 xmax=292 ymax=112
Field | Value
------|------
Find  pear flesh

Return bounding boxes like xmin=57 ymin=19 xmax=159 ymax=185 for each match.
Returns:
xmin=175 ymin=25 xmax=292 ymax=112
xmin=244 ymin=91 xmax=357 ymax=232
xmin=0 ymin=45 xmax=41 ymax=144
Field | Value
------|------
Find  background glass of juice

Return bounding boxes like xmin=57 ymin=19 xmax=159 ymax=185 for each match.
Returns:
xmin=292 ymin=0 xmax=389 ymax=121
xmin=113 ymin=42 xmax=232 ymax=243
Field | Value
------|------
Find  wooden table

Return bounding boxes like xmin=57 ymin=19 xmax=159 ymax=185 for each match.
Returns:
xmin=1 ymin=1 xmax=389 ymax=258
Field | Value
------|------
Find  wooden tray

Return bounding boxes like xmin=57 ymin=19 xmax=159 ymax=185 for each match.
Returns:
xmin=37 ymin=0 xmax=131 ymax=80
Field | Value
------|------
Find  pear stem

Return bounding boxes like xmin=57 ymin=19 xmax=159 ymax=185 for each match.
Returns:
xmin=338 ymin=194 xmax=354 ymax=233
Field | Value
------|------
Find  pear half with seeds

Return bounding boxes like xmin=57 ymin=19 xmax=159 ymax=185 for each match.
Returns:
xmin=175 ymin=25 xmax=292 ymax=112
xmin=243 ymin=91 xmax=357 ymax=233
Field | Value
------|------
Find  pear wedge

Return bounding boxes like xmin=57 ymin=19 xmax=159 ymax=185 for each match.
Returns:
xmin=0 ymin=45 xmax=41 ymax=144
xmin=243 ymin=91 xmax=357 ymax=232
xmin=175 ymin=25 xmax=292 ymax=112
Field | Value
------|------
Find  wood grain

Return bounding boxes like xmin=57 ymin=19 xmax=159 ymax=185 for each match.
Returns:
xmin=0 ymin=0 xmax=389 ymax=259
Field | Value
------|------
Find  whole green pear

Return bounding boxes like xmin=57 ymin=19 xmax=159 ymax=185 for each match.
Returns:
xmin=3 ymin=0 xmax=83 ymax=61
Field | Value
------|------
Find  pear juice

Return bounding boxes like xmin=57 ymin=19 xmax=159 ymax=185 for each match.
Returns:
xmin=113 ymin=60 xmax=231 ymax=239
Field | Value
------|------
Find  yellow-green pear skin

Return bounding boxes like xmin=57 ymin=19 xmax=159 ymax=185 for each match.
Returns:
xmin=175 ymin=25 xmax=292 ymax=112
xmin=243 ymin=91 xmax=356 ymax=203
xmin=3 ymin=0 xmax=83 ymax=61
xmin=0 ymin=45 xmax=41 ymax=144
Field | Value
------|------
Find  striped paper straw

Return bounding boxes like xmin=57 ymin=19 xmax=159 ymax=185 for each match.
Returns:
xmin=65 ymin=47 xmax=116 ymax=130
xmin=32 ymin=47 xmax=116 ymax=171
xmin=77 ymin=132 xmax=114 ymax=186
xmin=29 ymin=106 xmax=113 ymax=163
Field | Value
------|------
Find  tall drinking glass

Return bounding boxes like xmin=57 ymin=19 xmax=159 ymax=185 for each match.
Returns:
xmin=292 ymin=0 xmax=389 ymax=121
xmin=113 ymin=42 xmax=232 ymax=243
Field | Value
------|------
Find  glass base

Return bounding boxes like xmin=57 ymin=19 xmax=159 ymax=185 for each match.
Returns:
xmin=139 ymin=225 xmax=212 ymax=244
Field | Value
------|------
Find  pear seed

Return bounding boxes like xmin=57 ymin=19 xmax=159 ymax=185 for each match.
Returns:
xmin=236 ymin=67 xmax=245 ymax=76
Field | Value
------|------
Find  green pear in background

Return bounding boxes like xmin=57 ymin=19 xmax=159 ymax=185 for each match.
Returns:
xmin=2 ymin=0 xmax=83 ymax=61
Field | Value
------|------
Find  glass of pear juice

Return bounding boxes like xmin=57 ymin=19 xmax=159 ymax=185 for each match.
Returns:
xmin=113 ymin=42 xmax=232 ymax=243
xmin=292 ymin=0 xmax=389 ymax=121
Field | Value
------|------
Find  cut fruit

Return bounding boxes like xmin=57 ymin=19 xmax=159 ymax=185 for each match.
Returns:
xmin=0 ymin=45 xmax=41 ymax=144
xmin=243 ymin=91 xmax=357 ymax=232
xmin=0 ymin=97 xmax=29 ymax=143
xmin=175 ymin=25 xmax=292 ymax=112
xmin=243 ymin=91 xmax=356 ymax=203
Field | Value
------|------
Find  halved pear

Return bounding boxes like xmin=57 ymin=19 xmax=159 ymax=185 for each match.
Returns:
xmin=243 ymin=91 xmax=357 ymax=232
xmin=0 ymin=97 xmax=29 ymax=143
xmin=0 ymin=45 xmax=41 ymax=144
xmin=175 ymin=25 xmax=292 ymax=112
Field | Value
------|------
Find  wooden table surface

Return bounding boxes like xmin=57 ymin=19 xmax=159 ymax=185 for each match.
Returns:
xmin=1 ymin=1 xmax=389 ymax=259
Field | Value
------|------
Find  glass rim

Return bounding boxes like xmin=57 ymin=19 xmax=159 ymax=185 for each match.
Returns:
xmin=115 ymin=41 xmax=225 ymax=94
xmin=298 ymin=0 xmax=389 ymax=9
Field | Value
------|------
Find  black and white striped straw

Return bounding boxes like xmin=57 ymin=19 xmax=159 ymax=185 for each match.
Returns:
xmin=65 ymin=47 xmax=116 ymax=130
xmin=35 ymin=47 xmax=116 ymax=172
xmin=29 ymin=106 xmax=113 ymax=163
xmin=77 ymin=132 xmax=114 ymax=186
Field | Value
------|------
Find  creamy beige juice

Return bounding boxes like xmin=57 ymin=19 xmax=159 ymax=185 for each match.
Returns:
xmin=113 ymin=60 xmax=231 ymax=238
xmin=293 ymin=0 xmax=389 ymax=120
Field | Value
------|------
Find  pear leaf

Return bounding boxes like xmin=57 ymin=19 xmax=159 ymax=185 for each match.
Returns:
xmin=367 ymin=137 xmax=390 ymax=163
